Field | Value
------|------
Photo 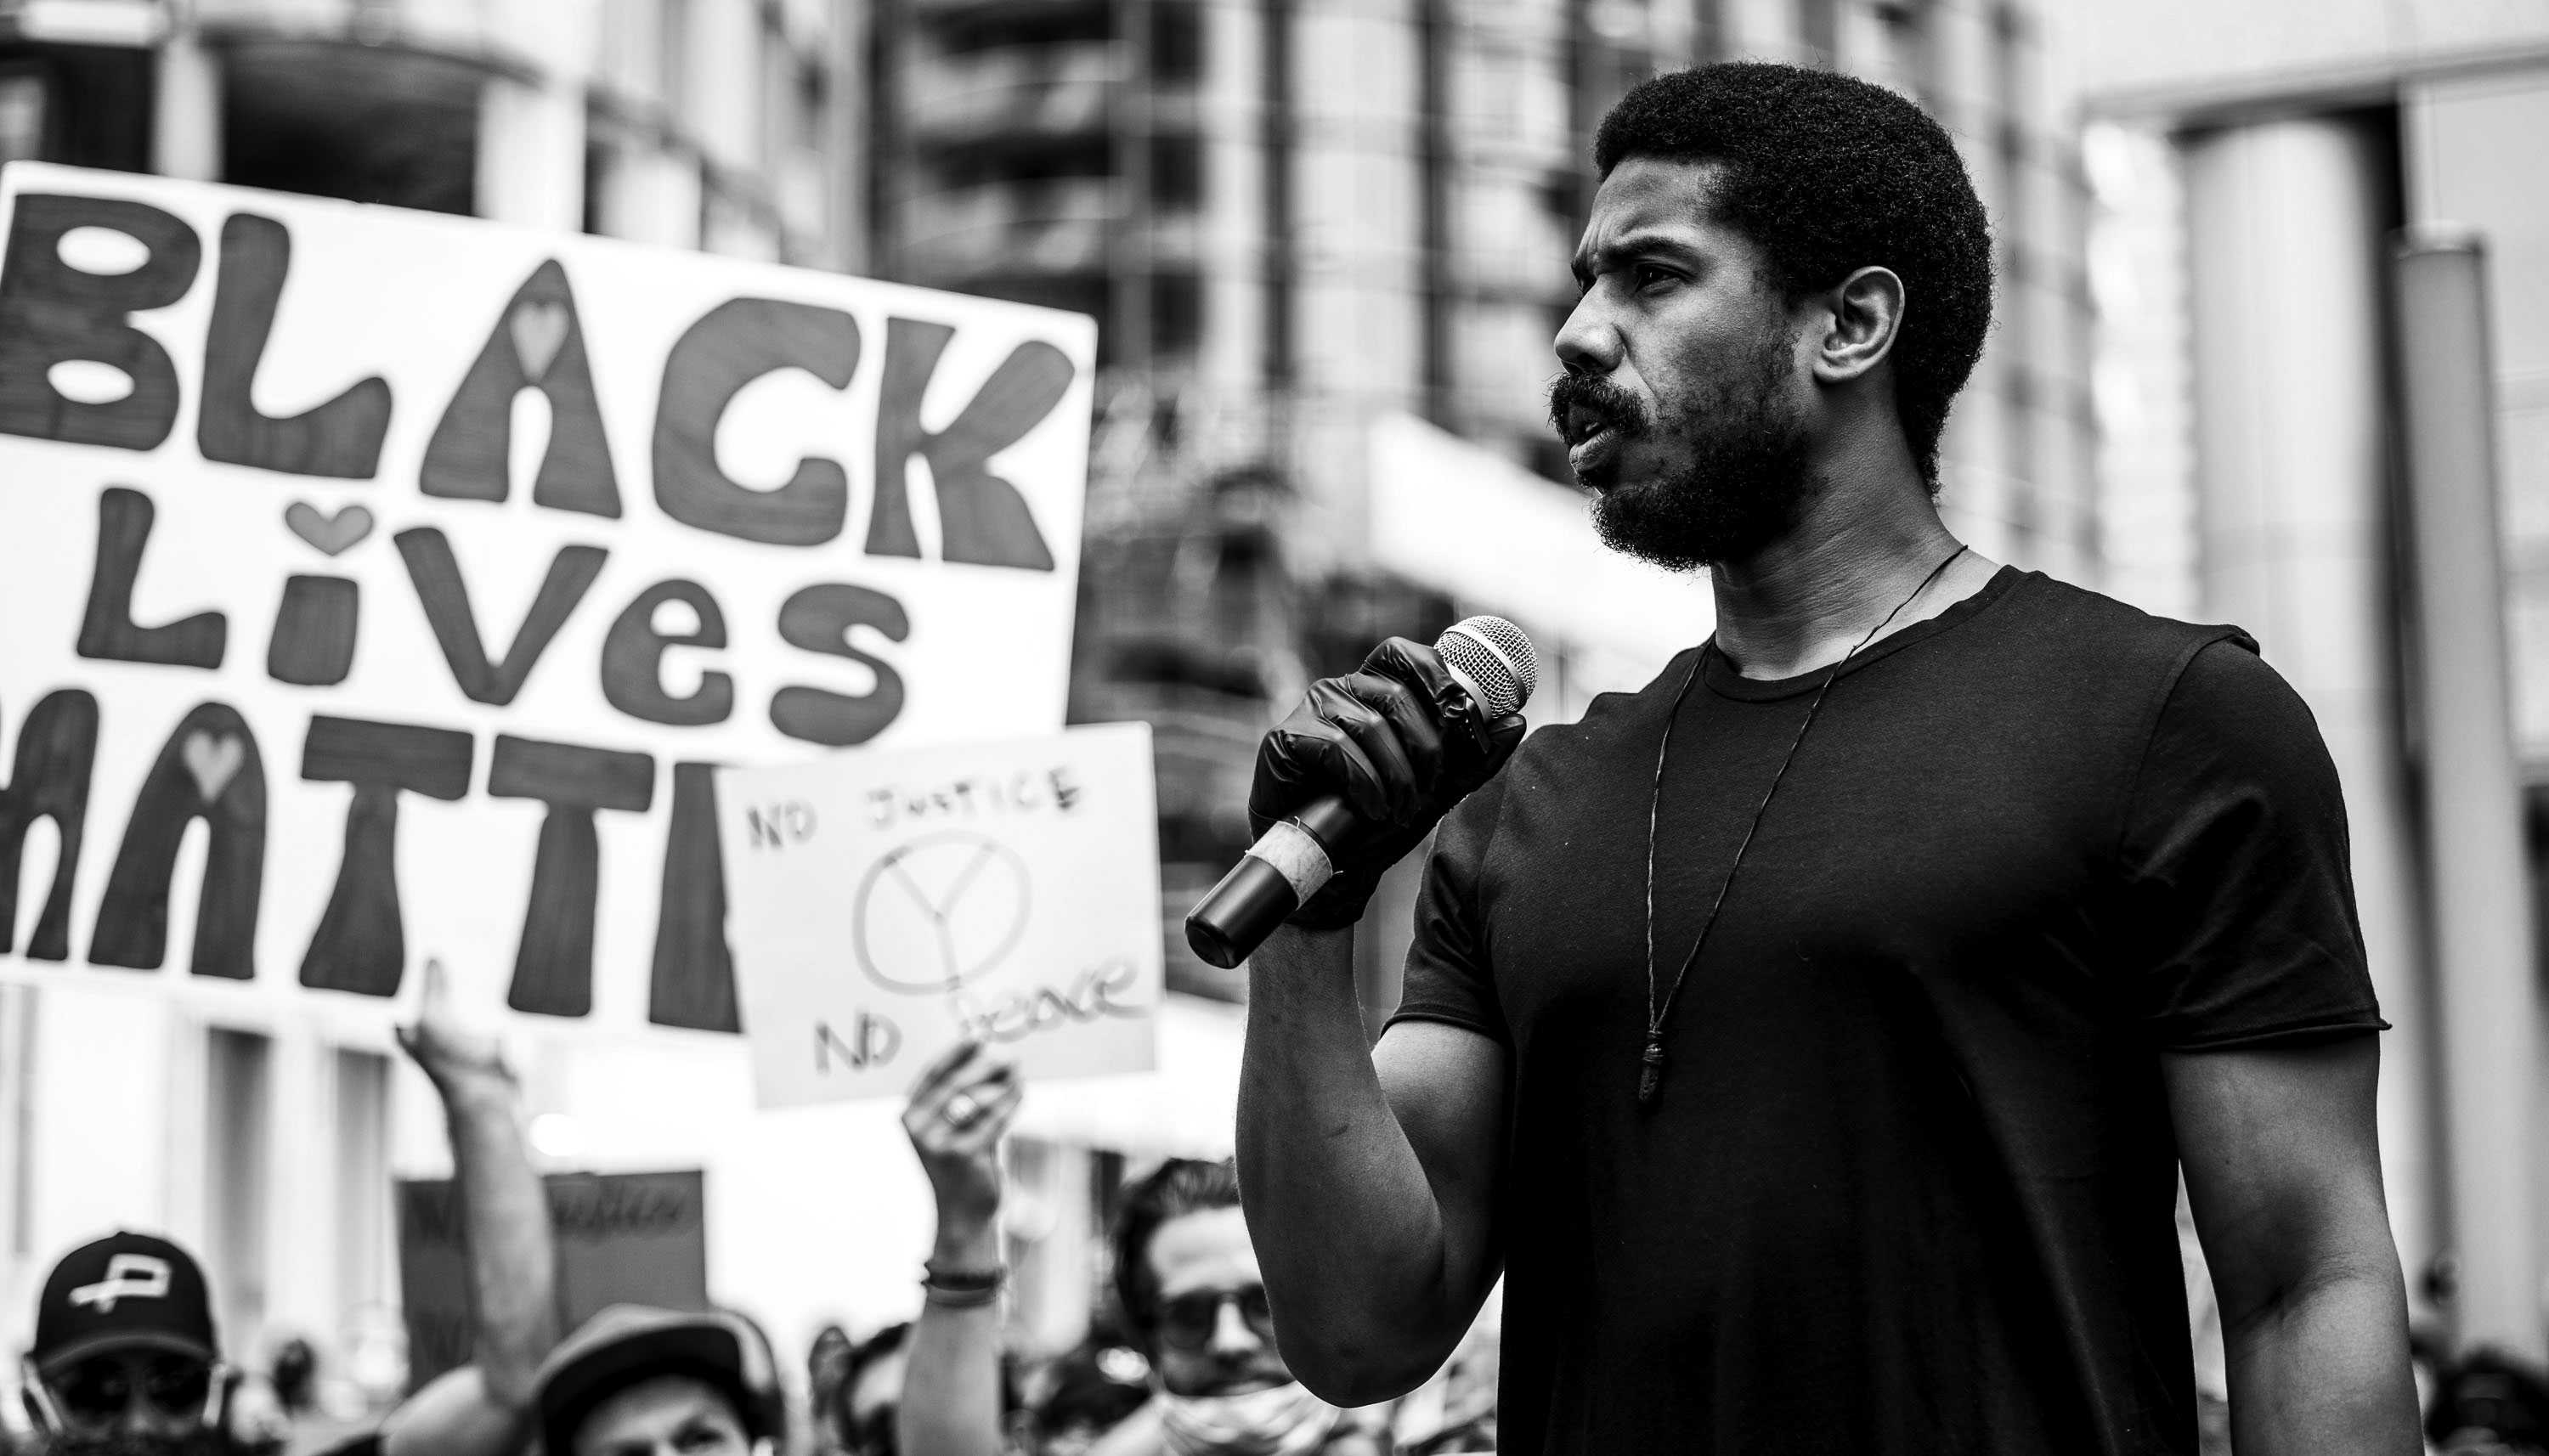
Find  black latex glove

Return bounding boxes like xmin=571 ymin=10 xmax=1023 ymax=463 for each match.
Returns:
xmin=1250 ymin=637 xmax=1529 ymax=930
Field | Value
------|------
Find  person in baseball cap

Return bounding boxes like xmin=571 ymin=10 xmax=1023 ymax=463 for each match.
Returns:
xmin=20 ymin=1232 xmax=227 ymax=1456
xmin=532 ymin=1306 xmax=783 ymax=1456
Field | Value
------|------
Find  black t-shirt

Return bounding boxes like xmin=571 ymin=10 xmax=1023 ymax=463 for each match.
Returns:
xmin=1390 ymin=569 xmax=2386 ymax=1456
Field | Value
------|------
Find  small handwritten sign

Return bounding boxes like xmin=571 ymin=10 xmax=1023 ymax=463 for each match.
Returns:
xmin=715 ymin=724 xmax=1161 ymax=1105
xmin=395 ymin=1169 xmax=709 ymax=1391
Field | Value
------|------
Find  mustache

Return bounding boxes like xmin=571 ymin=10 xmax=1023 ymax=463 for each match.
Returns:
xmin=1547 ymin=373 xmax=1649 ymax=440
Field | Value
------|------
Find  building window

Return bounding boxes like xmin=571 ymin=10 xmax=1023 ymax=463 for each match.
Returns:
xmin=582 ymin=135 xmax=611 ymax=235
xmin=1150 ymin=2 xmax=1204 ymax=83
xmin=0 ymin=989 xmax=34 ymax=1260
xmin=1872 ymin=0 xmax=1935 ymax=104
xmin=0 ymin=43 xmax=151 ymax=170
xmin=220 ymin=42 xmax=479 ymax=214
xmin=1151 ymin=272 xmax=1202 ymax=356
xmin=1797 ymin=0 xmax=1840 ymax=67
xmin=333 ymin=1050 xmax=393 ymax=1335
xmin=206 ymin=1028 xmax=273 ymax=1351
xmin=1693 ymin=0 xmax=1724 ymax=63
xmin=1150 ymin=133 xmax=1202 ymax=208
xmin=661 ymin=0 xmax=693 ymax=124
xmin=794 ymin=59 xmax=829 ymax=152
xmin=0 ymin=65 xmax=48 ymax=166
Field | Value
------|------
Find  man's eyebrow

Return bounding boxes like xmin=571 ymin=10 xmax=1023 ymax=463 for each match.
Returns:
xmin=1572 ymin=231 xmax=1706 ymax=285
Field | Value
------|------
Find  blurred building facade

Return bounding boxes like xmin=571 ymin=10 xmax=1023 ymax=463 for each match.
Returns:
xmin=861 ymin=0 xmax=2100 ymax=1004
xmin=2074 ymin=0 xmax=2549 ymax=1360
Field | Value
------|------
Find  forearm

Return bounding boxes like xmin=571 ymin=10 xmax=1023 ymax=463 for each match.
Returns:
xmin=2222 ymin=1266 xmax=2420 ymax=1456
xmin=442 ymin=1078 xmax=558 ymax=1413
xmin=897 ymin=1222 xmax=1008 ymax=1456
xmin=1235 ymin=925 xmax=1464 ymax=1402
xmin=381 ymin=1368 xmax=523 ymax=1456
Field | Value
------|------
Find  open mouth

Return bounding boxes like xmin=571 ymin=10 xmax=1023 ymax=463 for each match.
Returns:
xmin=1549 ymin=383 xmax=1640 ymax=483
xmin=1567 ymin=415 xmax=1622 ymax=477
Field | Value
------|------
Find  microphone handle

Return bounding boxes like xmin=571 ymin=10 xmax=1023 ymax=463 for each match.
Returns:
xmin=1184 ymin=795 xmax=1362 ymax=969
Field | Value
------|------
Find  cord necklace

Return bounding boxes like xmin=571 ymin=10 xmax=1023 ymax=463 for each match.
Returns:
xmin=1638 ymin=545 xmax=1970 ymax=1108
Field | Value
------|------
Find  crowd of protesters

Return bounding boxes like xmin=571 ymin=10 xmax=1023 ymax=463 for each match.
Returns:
xmin=1 ymin=961 xmax=2533 ymax=1456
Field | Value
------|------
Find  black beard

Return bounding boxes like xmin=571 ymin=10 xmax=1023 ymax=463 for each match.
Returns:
xmin=1549 ymin=343 xmax=1812 ymax=570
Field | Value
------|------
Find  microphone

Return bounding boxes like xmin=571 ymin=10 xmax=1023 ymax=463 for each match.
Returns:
xmin=1184 ymin=616 xmax=1538 ymax=970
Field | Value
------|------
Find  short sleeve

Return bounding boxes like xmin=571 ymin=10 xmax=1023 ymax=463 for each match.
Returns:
xmin=1387 ymin=770 xmax=1513 ymax=1045
xmin=2116 ymin=640 xmax=2388 ymax=1048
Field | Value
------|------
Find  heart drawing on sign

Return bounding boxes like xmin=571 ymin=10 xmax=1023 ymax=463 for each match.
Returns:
xmin=284 ymin=500 xmax=375 ymax=556
xmin=182 ymin=731 xmax=245 ymax=803
xmin=510 ymin=299 xmax=570 ymax=382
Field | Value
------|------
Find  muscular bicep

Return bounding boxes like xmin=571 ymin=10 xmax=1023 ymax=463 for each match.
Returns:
xmin=2164 ymin=1035 xmax=2399 ymax=1329
xmin=1375 ymin=1019 xmax=1507 ymax=1320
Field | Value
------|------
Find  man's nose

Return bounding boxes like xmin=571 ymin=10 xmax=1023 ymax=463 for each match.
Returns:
xmin=1555 ymin=291 xmax=1624 ymax=376
xmin=1207 ymin=1301 xmax=1261 ymax=1357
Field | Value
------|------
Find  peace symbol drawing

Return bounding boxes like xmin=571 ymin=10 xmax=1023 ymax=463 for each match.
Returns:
xmin=852 ymin=830 xmax=1034 ymax=995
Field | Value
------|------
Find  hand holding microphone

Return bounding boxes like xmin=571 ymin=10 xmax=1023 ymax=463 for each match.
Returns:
xmin=1186 ymin=618 xmax=1537 ymax=968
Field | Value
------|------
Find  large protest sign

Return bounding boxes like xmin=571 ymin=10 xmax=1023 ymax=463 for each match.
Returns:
xmin=0 ymin=164 xmax=1096 ymax=1035
xmin=716 ymin=724 xmax=1161 ymax=1104
xmin=396 ymin=1169 xmax=709 ymax=1390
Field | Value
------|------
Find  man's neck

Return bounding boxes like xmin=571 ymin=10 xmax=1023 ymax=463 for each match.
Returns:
xmin=1707 ymin=470 xmax=1992 ymax=680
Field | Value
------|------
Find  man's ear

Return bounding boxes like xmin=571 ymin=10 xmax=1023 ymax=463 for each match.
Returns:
xmin=1811 ymin=265 xmax=1906 ymax=385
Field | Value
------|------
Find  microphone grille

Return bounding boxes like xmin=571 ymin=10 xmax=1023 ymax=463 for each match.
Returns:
xmin=1434 ymin=615 xmax=1539 ymax=720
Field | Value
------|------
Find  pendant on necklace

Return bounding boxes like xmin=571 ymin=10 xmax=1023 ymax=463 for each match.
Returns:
xmin=1638 ymin=1036 xmax=1666 ymax=1106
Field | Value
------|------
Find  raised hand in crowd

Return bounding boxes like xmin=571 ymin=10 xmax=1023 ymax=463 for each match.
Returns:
xmin=893 ymin=1042 xmax=1028 ymax=1456
xmin=373 ymin=958 xmax=561 ymax=1456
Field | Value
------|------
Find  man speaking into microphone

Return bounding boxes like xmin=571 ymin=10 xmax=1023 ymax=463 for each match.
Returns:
xmin=1232 ymin=62 xmax=2419 ymax=1456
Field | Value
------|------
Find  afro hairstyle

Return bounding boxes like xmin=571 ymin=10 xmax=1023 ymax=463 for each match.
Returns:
xmin=1591 ymin=61 xmax=1993 ymax=491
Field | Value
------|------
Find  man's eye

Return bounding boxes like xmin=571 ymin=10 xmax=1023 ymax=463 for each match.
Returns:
xmin=1632 ymin=264 xmax=1677 ymax=291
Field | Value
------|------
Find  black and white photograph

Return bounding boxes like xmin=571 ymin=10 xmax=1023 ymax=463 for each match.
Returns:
xmin=0 ymin=0 xmax=2541 ymax=1452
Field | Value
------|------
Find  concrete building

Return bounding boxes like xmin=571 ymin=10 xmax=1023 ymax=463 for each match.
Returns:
xmin=2071 ymin=0 xmax=2549 ymax=1358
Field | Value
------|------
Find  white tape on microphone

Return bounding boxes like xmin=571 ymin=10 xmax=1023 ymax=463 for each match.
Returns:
xmin=1244 ymin=820 xmax=1337 ymax=904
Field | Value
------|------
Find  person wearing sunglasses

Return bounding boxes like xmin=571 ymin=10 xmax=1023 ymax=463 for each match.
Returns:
xmin=1088 ymin=1160 xmax=1387 ymax=1456
xmin=20 ymin=1231 xmax=235 ymax=1456
xmin=893 ymin=1047 xmax=1382 ymax=1456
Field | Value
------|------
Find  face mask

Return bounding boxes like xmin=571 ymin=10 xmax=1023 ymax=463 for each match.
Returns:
xmin=42 ymin=1430 xmax=223 ymax=1456
xmin=1159 ymin=1381 xmax=1339 ymax=1456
